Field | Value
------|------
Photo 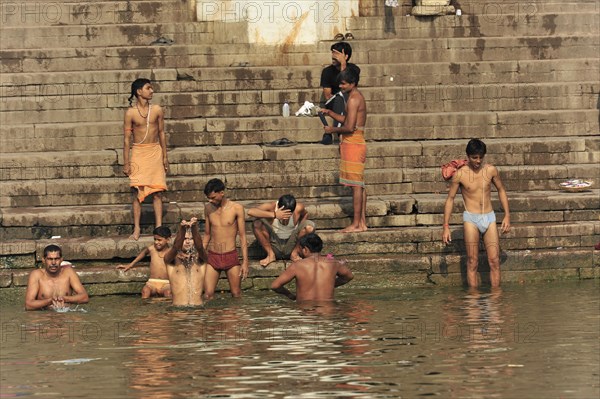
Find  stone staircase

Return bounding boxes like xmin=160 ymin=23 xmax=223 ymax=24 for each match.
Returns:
xmin=1 ymin=0 xmax=599 ymax=296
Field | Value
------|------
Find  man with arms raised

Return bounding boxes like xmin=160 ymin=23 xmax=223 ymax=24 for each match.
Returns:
xmin=25 ymin=245 xmax=89 ymax=310
xmin=203 ymin=178 xmax=249 ymax=299
xmin=164 ymin=218 xmax=207 ymax=306
xmin=271 ymin=233 xmax=353 ymax=301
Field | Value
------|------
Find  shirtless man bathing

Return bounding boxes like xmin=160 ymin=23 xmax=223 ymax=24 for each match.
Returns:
xmin=25 ymin=245 xmax=89 ymax=310
xmin=271 ymin=233 xmax=354 ymax=301
xmin=165 ymin=218 xmax=207 ymax=307
xmin=203 ymin=178 xmax=249 ymax=299
xmin=442 ymin=139 xmax=511 ymax=288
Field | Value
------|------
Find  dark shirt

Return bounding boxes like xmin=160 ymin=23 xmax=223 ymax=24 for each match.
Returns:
xmin=320 ymin=63 xmax=360 ymax=95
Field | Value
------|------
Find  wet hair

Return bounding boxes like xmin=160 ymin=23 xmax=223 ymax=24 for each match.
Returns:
xmin=128 ymin=78 xmax=151 ymax=106
xmin=338 ymin=67 xmax=360 ymax=86
xmin=153 ymin=226 xmax=172 ymax=238
xmin=204 ymin=178 xmax=226 ymax=195
xmin=43 ymin=244 xmax=62 ymax=258
xmin=299 ymin=233 xmax=324 ymax=253
xmin=277 ymin=194 xmax=297 ymax=212
xmin=466 ymin=138 xmax=487 ymax=156
xmin=330 ymin=41 xmax=353 ymax=61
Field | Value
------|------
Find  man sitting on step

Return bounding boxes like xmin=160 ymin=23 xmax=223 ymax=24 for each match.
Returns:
xmin=248 ymin=194 xmax=315 ymax=267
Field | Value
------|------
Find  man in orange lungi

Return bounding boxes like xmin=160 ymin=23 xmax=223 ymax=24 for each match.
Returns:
xmin=123 ymin=78 xmax=168 ymax=240
xmin=321 ymin=68 xmax=367 ymax=233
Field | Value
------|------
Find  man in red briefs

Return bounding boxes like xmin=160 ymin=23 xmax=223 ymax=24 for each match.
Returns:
xmin=202 ymin=178 xmax=249 ymax=299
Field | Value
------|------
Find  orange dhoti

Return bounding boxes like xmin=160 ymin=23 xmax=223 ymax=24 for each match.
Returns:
xmin=340 ymin=130 xmax=366 ymax=188
xmin=129 ymin=142 xmax=167 ymax=202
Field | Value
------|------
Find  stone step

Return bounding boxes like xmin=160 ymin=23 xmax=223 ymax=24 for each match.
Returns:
xmin=1 ymin=190 xmax=598 ymax=240
xmin=2 ymin=136 xmax=596 ymax=177
xmin=0 ymin=1 xmax=195 ymax=27
xmin=1 ymin=22 xmax=215 ymax=50
xmin=359 ymin=0 xmax=600 ymax=17
xmin=1 ymin=219 xmax=598 ymax=266
xmin=2 ymin=163 xmax=597 ymax=209
xmin=345 ymin=13 xmax=600 ymax=39
xmin=2 ymin=59 xmax=597 ymax=90
xmin=3 ymin=11 xmax=597 ymax=48
xmin=1 ymin=109 xmax=598 ymax=153
xmin=3 ymin=35 xmax=598 ymax=73
xmin=2 ymin=81 xmax=597 ymax=115
xmin=1 ymin=102 xmax=598 ymax=138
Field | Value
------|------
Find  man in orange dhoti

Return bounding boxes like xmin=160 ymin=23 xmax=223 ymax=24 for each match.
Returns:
xmin=123 ymin=78 xmax=168 ymax=240
xmin=321 ymin=68 xmax=368 ymax=233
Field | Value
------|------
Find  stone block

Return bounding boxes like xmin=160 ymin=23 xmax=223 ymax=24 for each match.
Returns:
xmin=0 ymin=255 xmax=36 ymax=269
xmin=579 ymin=267 xmax=600 ymax=280
xmin=0 ymin=271 xmax=13 ymax=288
xmin=11 ymin=270 xmax=31 ymax=287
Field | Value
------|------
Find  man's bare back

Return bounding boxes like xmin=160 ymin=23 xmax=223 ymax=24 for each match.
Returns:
xmin=271 ymin=233 xmax=353 ymax=301
xmin=290 ymin=256 xmax=351 ymax=301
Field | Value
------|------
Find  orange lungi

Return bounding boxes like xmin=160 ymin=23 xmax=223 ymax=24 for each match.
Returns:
xmin=340 ymin=130 xmax=366 ymax=188
xmin=129 ymin=142 xmax=167 ymax=202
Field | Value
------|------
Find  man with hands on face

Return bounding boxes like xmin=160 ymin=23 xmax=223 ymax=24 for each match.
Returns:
xmin=319 ymin=41 xmax=360 ymax=145
xmin=248 ymin=194 xmax=315 ymax=267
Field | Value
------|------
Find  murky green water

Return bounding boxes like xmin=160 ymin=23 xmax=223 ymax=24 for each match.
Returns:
xmin=1 ymin=280 xmax=599 ymax=399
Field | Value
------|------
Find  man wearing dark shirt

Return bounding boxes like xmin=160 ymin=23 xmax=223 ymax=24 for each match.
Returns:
xmin=319 ymin=41 xmax=360 ymax=145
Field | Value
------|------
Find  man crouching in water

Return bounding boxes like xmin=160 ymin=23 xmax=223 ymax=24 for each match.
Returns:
xmin=25 ymin=244 xmax=89 ymax=310
xmin=164 ymin=218 xmax=207 ymax=306
xmin=271 ymin=233 xmax=354 ymax=301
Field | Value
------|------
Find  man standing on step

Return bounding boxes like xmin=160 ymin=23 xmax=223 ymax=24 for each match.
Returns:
xmin=248 ymin=194 xmax=315 ymax=267
xmin=442 ymin=139 xmax=511 ymax=288
xmin=319 ymin=41 xmax=360 ymax=145
xmin=271 ymin=233 xmax=354 ymax=301
xmin=203 ymin=178 xmax=249 ymax=299
xmin=123 ymin=78 xmax=168 ymax=240
xmin=25 ymin=245 xmax=89 ymax=310
xmin=322 ymin=68 xmax=368 ymax=233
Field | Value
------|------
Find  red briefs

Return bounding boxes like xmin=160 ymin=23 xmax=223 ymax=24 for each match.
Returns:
xmin=208 ymin=249 xmax=240 ymax=271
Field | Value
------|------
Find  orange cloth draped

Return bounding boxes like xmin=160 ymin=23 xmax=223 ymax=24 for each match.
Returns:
xmin=339 ymin=130 xmax=366 ymax=188
xmin=129 ymin=142 xmax=167 ymax=202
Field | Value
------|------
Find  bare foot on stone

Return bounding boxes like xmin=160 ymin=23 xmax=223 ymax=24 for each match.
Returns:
xmin=259 ymin=254 xmax=277 ymax=267
xmin=129 ymin=227 xmax=141 ymax=241
xmin=341 ymin=225 xmax=363 ymax=233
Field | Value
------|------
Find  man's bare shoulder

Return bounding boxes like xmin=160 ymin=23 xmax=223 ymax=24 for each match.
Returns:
xmin=29 ymin=268 xmax=43 ymax=278
xmin=64 ymin=267 xmax=80 ymax=277
xmin=231 ymin=201 xmax=245 ymax=212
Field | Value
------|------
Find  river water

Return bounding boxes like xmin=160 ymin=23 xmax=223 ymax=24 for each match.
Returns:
xmin=1 ymin=280 xmax=598 ymax=398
